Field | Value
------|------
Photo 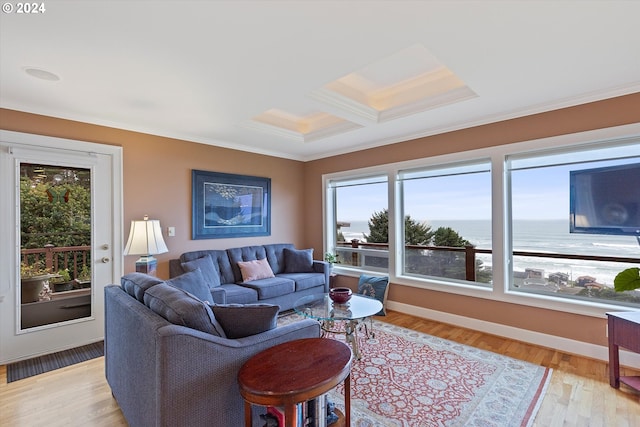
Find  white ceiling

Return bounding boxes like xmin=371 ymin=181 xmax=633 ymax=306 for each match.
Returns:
xmin=1 ymin=1 xmax=639 ymax=161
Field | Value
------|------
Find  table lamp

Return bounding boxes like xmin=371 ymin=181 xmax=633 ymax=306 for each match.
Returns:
xmin=123 ymin=215 xmax=168 ymax=275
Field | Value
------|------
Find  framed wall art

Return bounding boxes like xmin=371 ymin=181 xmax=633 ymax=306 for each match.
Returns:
xmin=192 ymin=170 xmax=271 ymax=239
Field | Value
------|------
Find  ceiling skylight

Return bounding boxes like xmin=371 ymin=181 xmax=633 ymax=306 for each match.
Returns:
xmin=245 ymin=109 xmax=361 ymax=143
xmin=310 ymin=44 xmax=477 ymax=124
xmin=247 ymin=44 xmax=476 ymax=142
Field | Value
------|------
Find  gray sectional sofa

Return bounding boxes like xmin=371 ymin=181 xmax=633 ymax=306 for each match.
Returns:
xmin=168 ymin=243 xmax=330 ymax=311
xmin=105 ymin=272 xmax=321 ymax=427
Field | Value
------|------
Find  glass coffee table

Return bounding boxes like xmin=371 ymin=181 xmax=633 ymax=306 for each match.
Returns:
xmin=294 ymin=293 xmax=382 ymax=360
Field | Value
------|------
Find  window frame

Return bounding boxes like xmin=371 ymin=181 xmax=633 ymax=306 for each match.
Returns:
xmin=398 ymin=158 xmax=493 ymax=286
xmin=322 ymin=122 xmax=640 ymax=318
xmin=324 ymin=169 xmax=391 ymax=273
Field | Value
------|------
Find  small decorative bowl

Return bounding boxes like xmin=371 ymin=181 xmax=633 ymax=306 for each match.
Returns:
xmin=329 ymin=287 xmax=352 ymax=304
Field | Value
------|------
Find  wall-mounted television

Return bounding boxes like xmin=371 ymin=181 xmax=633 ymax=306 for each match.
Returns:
xmin=570 ymin=163 xmax=640 ymax=236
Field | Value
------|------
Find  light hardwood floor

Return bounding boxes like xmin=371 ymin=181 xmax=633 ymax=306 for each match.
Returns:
xmin=1 ymin=310 xmax=638 ymax=426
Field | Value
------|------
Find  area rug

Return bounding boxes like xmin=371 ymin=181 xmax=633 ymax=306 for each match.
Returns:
xmin=279 ymin=314 xmax=551 ymax=427
xmin=6 ymin=341 xmax=104 ymax=383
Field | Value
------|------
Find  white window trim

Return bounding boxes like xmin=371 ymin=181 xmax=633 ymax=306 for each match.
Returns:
xmin=323 ymin=122 xmax=640 ymax=319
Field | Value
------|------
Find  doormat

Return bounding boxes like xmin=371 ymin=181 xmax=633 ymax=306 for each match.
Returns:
xmin=6 ymin=341 xmax=104 ymax=383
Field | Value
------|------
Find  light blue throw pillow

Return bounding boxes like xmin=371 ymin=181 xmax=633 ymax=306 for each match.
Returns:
xmin=166 ymin=268 xmax=211 ymax=304
xmin=357 ymin=274 xmax=389 ymax=316
xmin=181 ymin=255 xmax=221 ymax=288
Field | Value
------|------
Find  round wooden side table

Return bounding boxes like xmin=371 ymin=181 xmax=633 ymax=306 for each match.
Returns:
xmin=238 ymin=337 xmax=352 ymax=427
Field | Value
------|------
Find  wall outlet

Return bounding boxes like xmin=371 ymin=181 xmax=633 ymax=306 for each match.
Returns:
xmin=168 ymin=226 xmax=176 ymax=237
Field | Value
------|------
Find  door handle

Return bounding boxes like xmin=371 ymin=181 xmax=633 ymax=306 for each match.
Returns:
xmin=101 ymin=257 xmax=110 ymax=263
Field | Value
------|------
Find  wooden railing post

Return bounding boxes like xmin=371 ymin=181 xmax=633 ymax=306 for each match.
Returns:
xmin=465 ymin=245 xmax=476 ymax=282
xmin=44 ymin=244 xmax=55 ymax=272
xmin=351 ymin=239 xmax=359 ymax=266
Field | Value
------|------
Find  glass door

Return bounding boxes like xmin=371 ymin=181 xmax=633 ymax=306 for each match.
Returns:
xmin=19 ymin=163 xmax=93 ymax=329
xmin=0 ymin=131 xmax=122 ymax=364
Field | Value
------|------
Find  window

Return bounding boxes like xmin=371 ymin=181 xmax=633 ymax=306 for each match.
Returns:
xmin=399 ymin=161 xmax=492 ymax=287
xmin=507 ymin=142 xmax=640 ymax=307
xmin=323 ymin=126 xmax=640 ymax=311
xmin=326 ymin=174 xmax=388 ymax=272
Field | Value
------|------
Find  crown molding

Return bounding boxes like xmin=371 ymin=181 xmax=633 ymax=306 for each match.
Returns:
xmin=308 ymin=87 xmax=380 ymax=125
xmin=242 ymin=117 xmax=362 ymax=143
xmin=378 ymin=86 xmax=478 ymax=123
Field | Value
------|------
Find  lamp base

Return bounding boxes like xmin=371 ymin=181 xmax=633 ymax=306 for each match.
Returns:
xmin=135 ymin=255 xmax=158 ymax=276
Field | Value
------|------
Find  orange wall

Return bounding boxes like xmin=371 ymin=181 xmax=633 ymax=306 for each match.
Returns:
xmin=2 ymin=92 xmax=640 ymax=349
xmin=304 ymin=92 xmax=640 ymax=348
xmin=0 ymin=109 xmax=307 ymax=278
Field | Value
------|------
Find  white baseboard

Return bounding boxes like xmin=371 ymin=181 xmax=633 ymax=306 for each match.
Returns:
xmin=387 ymin=301 xmax=640 ymax=370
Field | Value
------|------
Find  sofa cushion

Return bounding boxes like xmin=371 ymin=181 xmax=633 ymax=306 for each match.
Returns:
xmin=283 ymin=248 xmax=314 ymax=273
xmin=240 ymin=276 xmax=295 ymax=299
xmin=181 ymin=255 xmax=221 ymax=288
xmin=143 ymin=282 xmax=226 ymax=337
xmin=279 ymin=272 xmax=325 ymax=291
xmin=211 ymin=304 xmax=278 ymax=339
xmin=238 ymin=258 xmax=275 ymax=282
xmin=121 ymin=272 xmax=164 ymax=302
xmin=357 ymin=274 xmax=389 ymax=316
xmin=166 ymin=268 xmax=212 ymax=304
xmin=220 ymin=284 xmax=259 ymax=304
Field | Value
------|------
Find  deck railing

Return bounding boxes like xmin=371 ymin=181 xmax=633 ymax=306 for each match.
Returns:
xmin=21 ymin=245 xmax=91 ymax=279
xmin=335 ymin=240 xmax=639 ymax=282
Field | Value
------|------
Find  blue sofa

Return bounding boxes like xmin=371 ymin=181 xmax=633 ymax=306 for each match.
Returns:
xmin=104 ymin=273 xmax=321 ymax=427
xmin=169 ymin=243 xmax=330 ymax=311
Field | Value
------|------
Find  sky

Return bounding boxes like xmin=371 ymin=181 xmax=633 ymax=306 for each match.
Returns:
xmin=336 ymin=159 xmax=638 ymax=222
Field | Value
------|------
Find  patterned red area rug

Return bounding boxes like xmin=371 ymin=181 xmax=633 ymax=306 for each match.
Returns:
xmin=279 ymin=314 xmax=551 ymax=427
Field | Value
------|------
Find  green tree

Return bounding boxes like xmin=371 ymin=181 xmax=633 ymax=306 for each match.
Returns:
xmin=432 ymin=227 xmax=471 ymax=247
xmin=20 ymin=176 xmax=91 ymax=249
xmin=365 ymin=210 xmax=389 ymax=243
xmin=431 ymin=226 xmax=492 ymax=283
xmin=364 ymin=209 xmax=433 ymax=245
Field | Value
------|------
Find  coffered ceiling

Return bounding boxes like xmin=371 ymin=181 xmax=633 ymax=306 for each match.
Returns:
xmin=1 ymin=1 xmax=639 ymax=161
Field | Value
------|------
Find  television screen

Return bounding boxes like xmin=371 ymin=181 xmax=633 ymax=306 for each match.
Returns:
xmin=570 ymin=163 xmax=640 ymax=236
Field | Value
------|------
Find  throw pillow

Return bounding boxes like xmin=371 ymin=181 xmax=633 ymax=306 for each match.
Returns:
xmin=283 ymin=248 xmax=314 ymax=273
xmin=143 ymin=282 xmax=226 ymax=337
xmin=357 ymin=274 xmax=389 ymax=316
xmin=237 ymin=258 xmax=275 ymax=282
xmin=181 ymin=255 xmax=221 ymax=288
xmin=212 ymin=304 xmax=279 ymax=339
xmin=166 ymin=268 xmax=211 ymax=304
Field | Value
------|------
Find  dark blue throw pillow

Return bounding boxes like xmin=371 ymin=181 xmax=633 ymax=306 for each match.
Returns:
xmin=212 ymin=304 xmax=279 ymax=339
xmin=357 ymin=275 xmax=389 ymax=316
xmin=283 ymin=248 xmax=314 ymax=273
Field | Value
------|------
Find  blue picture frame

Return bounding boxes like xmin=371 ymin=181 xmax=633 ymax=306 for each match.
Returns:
xmin=192 ymin=170 xmax=271 ymax=239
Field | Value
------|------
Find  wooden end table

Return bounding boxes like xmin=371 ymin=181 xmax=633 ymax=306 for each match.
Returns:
xmin=238 ymin=338 xmax=352 ymax=427
xmin=607 ymin=311 xmax=640 ymax=392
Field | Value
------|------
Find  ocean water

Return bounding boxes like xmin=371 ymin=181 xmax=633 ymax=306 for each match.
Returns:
xmin=338 ymin=219 xmax=639 ymax=286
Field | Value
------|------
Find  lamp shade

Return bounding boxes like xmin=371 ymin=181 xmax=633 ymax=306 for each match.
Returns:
xmin=123 ymin=217 xmax=168 ymax=256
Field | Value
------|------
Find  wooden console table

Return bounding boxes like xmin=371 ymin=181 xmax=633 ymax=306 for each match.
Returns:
xmin=238 ymin=338 xmax=352 ymax=427
xmin=607 ymin=311 xmax=640 ymax=392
